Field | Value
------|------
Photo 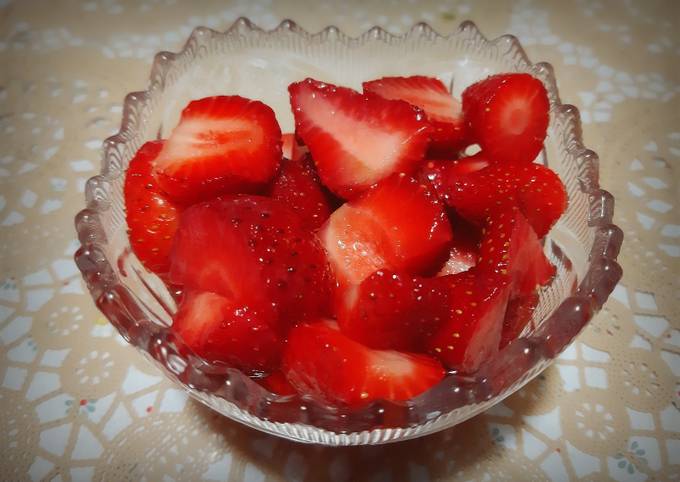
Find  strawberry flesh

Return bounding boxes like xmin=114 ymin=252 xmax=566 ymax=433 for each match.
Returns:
xmin=462 ymin=73 xmax=549 ymax=164
xmin=124 ymin=140 xmax=181 ymax=275
xmin=257 ymin=370 xmax=298 ymax=396
xmin=283 ymin=320 xmax=445 ymax=406
xmin=169 ymin=196 xmax=335 ymax=330
xmin=154 ymin=96 xmax=282 ymax=203
xmin=427 ymin=270 xmax=511 ymax=373
xmin=172 ymin=290 xmax=281 ymax=373
xmin=289 ymin=78 xmax=430 ymax=199
xmin=363 ymin=75 xmax=468 ymax=157
xmin=338 ymin=269 xmax=450 ymax=351
xmin=477 ymin=206 xmax=555 ymax=297
xmin=270 ymin=156 xmax=333 ymax=231
xmin=500 ymin=292 xmax=539 ymax=349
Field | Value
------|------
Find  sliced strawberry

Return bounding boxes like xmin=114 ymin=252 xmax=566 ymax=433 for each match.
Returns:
xmin=338 ymin=269 xmax=450 ymax=351
xmin=319 ymin=174 xmax=453 ymax=291
xmin=257 ymin=370 xmax=297 ymax=396
xmin=462 ymin=73 xmax=549 ymax=164
xmin=270 ymin=156 xmax=332 ymax=231
xmin=427 ymin=270 xmax=511 ymax=374
xmin=423 ymin=161 xmax=566 ymax=238
xmin=363 ymin=75 xmax=468 ymax=157
xmin=281 ymin=132 xmax=308 ymax=161
xmin=477 ymin=206 xmax=555 ymax=297
xmin=283 ymin=320 xmax=445 ymax=406
xmin=169 ymin=196 xmax=334 ymax=330
xmin=124 ymin=140 xmax=181 ymax=275
xmin=289 ymin=78 xmax=430 ymax=199
xmin=171 ymin=290 xmax=281 ymax=373
xmin=500 ymin=292 xmax=539 ymax=349
xmin=154 ymin=96 xmax=282 ymax=203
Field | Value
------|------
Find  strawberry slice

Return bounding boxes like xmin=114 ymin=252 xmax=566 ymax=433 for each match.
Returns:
xmin=427 ymin=271 xmax=511 ymax=374
xmin=500 ymin=292 xmax=539 ymax=349
xmin=270 ymin=156 xmax=332 ymax=231
xmin=363 ymin=75 xmax=468 ymax=157
xmin=124 ymin=140 xmax=181 ymax=275
xmin=462 ymin=73 xmax=549 ymax=164
xmin=289 ymin=78 xmax=430 ymax=199
xmin=171 ymin=290 xmax=281 ymax=373
xmin=478 ymin=206 xmax=555 ymax=297
xmin=281 ymin=132 xmax=308 ymax=161
xmin=423 ymin=161 xmax=567 ymax=238
xmin=283 ymin=320 xmax=445 ymax=406
xmin=169 ymin=196 xmax=334 ymax=330
xmin=338 ymin=269 xmax=450 ymax=351
xmin=154 ymin=96 xmax=282 ymax=203
xmin=319 ymin=174 xmax=453 ymax=291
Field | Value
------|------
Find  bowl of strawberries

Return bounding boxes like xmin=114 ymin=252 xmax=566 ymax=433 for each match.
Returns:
xmin=74 ymin=19 xmax=623 ymax=445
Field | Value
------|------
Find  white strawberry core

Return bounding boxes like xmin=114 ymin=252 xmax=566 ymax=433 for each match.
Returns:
xmin=370 ymin=350 xmax=415 ymax=379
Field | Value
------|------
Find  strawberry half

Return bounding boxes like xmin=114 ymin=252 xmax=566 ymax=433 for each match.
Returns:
xmin=270 ymin=156 xmax=333 ymax=231
xmin=423 ymin=161 xmax=567 ymax=238
xmin=338 ymin=269 xmax=450 ymax=351
xmin=427 ymin=271 xmax=511 ymax=374
xmin=169 ymin=196 xmax=334 ymax=330
xmin=154 ymin=96 xmax=282 ymax=203
xmin=289 ymin=78 xmax=430 ymax=199
xmin=124 ymin=140 xmax=181 ymax=275
xmin=319 ymin=174 xmax=453 ymax=291
xmin=477 ymin=206 xmax=555 ymax=297
xmin=171 ymin=290 xmax=281 ymax=373
xmin=281 ymin=132 xmax=308 ymax=161
xmin=363 ymin=75 xmax=468 ymax=157
xmin=462 ymin=73 xmax=549 ymax=164
xmin=283 ymin=320 xmax=445 ymax=406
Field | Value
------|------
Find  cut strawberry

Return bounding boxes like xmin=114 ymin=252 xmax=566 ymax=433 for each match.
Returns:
xmin=363 ymin=75 xmax=468 ymax=157
xmin=427 ymin=271 xmax=511 ymax=373
xmin=437 ymin=210 xmax=481 ymax=276
xmin=169 ymin=196 xmax=334 ymax=330
xmin=283 ymin=320 xmax=445 ymax=406
xmin=270 ymin=156 xmax=332 ymax=231
xmin=338 ymin=269 xmax=450 ymax=351
xmin=477 ymin=206 xmax=555 ymax=297
xmin=319 ymin=174 xmax=453 ymax=291
xmin=289 ymin=78 xmax=430 ymax=199
xmin=281 ymin=132 xmax=308 ymax=161
xmin=423 ymin=161 xmax=567 ymax=238
xmin=257 ymin=370 xmax=297 ymax=396
xmin=172 ymin=290 xmax=281 ymax=373
xmin=500 ymin=292 xmax=539 ymax=349
xmin=124 ymin=140 xmax=181 ymax=275
xmin=462 ymin=73 xmax=549 ymax=164
xmin=154 ymin=96 xmax=282 ymax=203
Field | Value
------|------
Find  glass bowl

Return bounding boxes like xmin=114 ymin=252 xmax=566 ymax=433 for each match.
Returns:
xmin=74 ymin=18 xmax=623 ymax=446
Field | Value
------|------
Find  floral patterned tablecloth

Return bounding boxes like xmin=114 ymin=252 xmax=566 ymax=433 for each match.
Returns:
xmin=1 ymin=0 xmax=678 ymax=480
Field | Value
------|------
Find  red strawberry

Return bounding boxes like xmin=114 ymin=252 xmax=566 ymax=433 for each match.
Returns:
xmin=283 ymin=320 xmax=445 ymax=406
xmin=257 ymin=370 xmax=297 ymax=396
xmin=124 ymin=140 xmax=181 ymax=275
xmin=169 ymin=196 xmax=334 ymax=330
xmin=462 ymin=73 xmax=549 ymax=164
xmin=338 ymin=269 xmax=450 ymax=351
xmin=427 ymin=271 xmax=511 ymax=374
xmin=289 ymin=78 xmax=430 ymax=199
xmin=500 ymin=292 xmax=539 ymax=349
xmin=281 ymin=132 xmax=308 ymax=161
xmin=154 ymin=96 xmax=282 ymax=203
xmin=171 ymin=290 xmax=281 ymax=373
xmin=363 ymin=75 xmax=468 ymax=157
xmin=437 ymin=211 xmax=481 ymax=276
xmin=477 ymin=206 xmax=555 ymax=297
xmin=270 ymin=156 xmax=332 ymax=231
xmin=319 ymin=174 xmax=452 ymax=290
xmin=423 ymin=161 xmax=566 ymax=238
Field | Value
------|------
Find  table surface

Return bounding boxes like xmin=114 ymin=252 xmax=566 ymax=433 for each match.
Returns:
xmin=1 ymin=0 xmax=679 ymax=480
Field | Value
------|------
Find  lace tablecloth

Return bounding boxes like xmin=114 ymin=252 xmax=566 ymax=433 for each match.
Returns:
xmin=1 ymin=1 xmax=678 ymax=480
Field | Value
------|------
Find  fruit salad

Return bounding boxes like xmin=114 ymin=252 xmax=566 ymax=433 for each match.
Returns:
xmin=123 ymin=73 xmax=567 ymax=408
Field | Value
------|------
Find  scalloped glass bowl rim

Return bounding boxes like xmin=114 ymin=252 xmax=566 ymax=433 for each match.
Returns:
xmin=74 ymin=18 xmax=623 ymax=445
